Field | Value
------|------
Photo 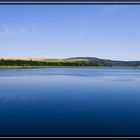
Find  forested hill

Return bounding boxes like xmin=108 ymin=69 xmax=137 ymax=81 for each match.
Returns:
xmin=0 ymin=57 xmax=140 ymax=67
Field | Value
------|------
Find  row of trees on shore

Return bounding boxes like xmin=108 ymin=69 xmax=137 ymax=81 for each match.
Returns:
xmin=0 ymin=58 xmax=140 ymax=67
xmin=0 ymin=59 xmax=107 ymax=66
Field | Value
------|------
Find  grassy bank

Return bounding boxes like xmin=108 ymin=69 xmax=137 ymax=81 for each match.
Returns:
xmin=0 ymin=65 xmax=140 ymax=69
xmin=0 ymin=65 xmax=108 ymax=69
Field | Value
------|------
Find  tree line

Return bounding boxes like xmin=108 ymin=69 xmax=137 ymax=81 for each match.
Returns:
xmin=0 ymin=59 xmax=140 ymax=67
xmin=0 ymin=59 xmax=107 ymax=66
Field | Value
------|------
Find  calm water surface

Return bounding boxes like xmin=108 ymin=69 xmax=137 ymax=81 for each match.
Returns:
xmin=0 ymin=68 xmax=140 ymax=136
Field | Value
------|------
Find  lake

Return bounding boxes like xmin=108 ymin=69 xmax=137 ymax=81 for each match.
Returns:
xmin=0 ymin=68 xmax=140 ymax=137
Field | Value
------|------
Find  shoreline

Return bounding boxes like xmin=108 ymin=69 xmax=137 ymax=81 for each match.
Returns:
xmin=0 ymin=66 xmax=140 ymax=69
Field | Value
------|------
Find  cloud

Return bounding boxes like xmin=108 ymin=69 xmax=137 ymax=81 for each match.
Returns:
xmin=19 ymin=28 xmax=30 ymax=35
xmin=0 ymin=25 xmax=19 ymax=36
xmin=79 ymin=31 xmax=87 ymax=37
xmin=31 ymin=29 xmax=42 ymax=35
xmin=0 ymin=25 xmax=41 ymax=37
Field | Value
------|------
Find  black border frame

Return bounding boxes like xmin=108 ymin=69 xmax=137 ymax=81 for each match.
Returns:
xmin=0 ymin=0 xmax=140 ymax=139
xmin=0 ymin=0 xmax=140 ymax=4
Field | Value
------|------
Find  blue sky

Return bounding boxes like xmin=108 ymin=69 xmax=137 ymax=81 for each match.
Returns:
xmin=0 ymin=5 xmax=140 ymax=60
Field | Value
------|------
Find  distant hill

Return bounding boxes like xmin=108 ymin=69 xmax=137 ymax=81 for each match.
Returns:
xmin=0 ymin=57 xmax=140 ymax=67
xmin=66 ymin=57 xmax=140 ymax=67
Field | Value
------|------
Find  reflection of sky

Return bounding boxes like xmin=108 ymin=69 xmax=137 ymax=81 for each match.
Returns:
xmin=0 ymin=69 xmax=140 ymax=135
xmin=0 ymin=68 xmax=140 ymax=106
xmin=0 ymin=94 xmax=40 ymax=105
xmin=0 ymin=67 xmax=140 ymax=77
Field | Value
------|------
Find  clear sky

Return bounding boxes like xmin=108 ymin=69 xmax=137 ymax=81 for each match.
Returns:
xmin=0 ymin=5 xmax=140 ymax=61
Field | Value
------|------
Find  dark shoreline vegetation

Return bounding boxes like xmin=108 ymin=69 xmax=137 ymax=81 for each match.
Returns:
xmin=0 ymin=57 xmax=140 ymax=68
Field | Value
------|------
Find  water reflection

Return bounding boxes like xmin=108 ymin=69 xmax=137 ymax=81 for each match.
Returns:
xmin=0 ymin=68 xmax=140 ymax=136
